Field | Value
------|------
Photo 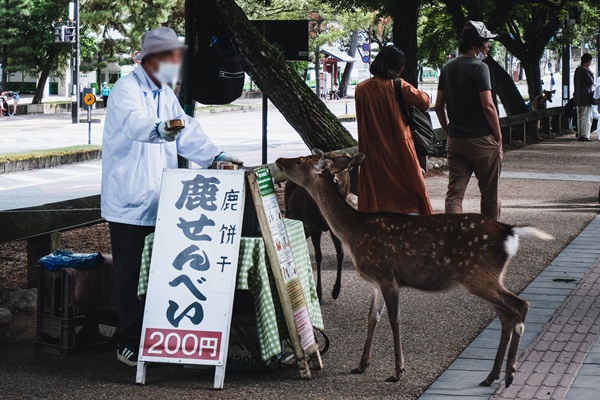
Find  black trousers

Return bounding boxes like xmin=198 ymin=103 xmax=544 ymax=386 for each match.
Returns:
xmin=103 ymin=96 xmax=109 ymax=108
xmin=108 ymin=222 xmax=155 ymax=344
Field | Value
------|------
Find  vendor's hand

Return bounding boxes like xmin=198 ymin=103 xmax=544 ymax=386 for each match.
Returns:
xmin=215 ymin=152 xmax=243 ymax=166
xmin=158 ymin=119 xmax=186 ymax=142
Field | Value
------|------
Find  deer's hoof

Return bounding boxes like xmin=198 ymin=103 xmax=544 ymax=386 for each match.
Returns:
xmin=479 ymin=375 xmax=499 ymax=387
xmin=505 ymin=374 xmax=514 ymax=388
xmin=385 ymin=375 xmax=401 ymax=383
xmin=351 ymin=363 xmax=369 ymax=374
xmin=332 ymin=285 xmax=340 ymax=300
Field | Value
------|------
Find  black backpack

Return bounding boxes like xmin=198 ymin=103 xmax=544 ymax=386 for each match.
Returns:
xmin=393 ymin=79 xmax=435 ymax=157
xmin=187 ymin=0 xmax=245 ymax=105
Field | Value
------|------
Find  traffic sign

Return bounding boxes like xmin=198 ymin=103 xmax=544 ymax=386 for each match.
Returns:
xmin=83 ymin=93 xmax=96 ymax=106
xmin=361 ymin=55 xmax=370 ymax=63
xmin=361 ymin=43 xmax=370 ymax=51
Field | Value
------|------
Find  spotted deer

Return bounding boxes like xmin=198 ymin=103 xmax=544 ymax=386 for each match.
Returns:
xmin=276 ymin=149 xmax=553 ymax=387
xmin=285 ymin=151 xmax=364 ymax=303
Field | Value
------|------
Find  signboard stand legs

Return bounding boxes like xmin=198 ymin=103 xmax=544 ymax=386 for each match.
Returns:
xmin=136 ymin=361 xmax=147 ymax=385
xmin=247 ymin=168 xmax=323 ymax=379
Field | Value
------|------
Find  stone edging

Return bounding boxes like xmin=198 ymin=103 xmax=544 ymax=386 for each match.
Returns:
xmin=0 ymin=149 xmax=102 ymax=175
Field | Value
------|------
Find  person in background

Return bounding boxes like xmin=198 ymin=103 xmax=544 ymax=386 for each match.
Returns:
xmin=355 ymin=45 xmax=433 ymax=215
xmin=573 ymin=53 xmax=595 ymax=142
xmin=101 ymin=82 xmax=111 ymax=109
xmin=102 ymin=26 xmax=242 ymax=367
xmin=550 ymin=73 xmax=555 ymax=88
xmin=435 ymin=21 xmax=503 ymax=220
xmin=1 ymin=90 xmax=19 ymax=116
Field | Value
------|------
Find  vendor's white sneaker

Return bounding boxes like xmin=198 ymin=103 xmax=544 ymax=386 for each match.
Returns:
xmin=117 ymin=344 xmax=138 ymax=366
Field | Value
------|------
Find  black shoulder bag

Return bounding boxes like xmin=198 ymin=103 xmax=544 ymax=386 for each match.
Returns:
xmin=393 ymin=79 xmax=435 ymax=157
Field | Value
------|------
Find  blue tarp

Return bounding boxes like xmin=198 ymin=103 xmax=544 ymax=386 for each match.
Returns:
xmin=38 ymin=250 xmax=103 ymax=271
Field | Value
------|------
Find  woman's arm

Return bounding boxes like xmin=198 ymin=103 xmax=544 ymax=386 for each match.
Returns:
xmin=400 ymin=80 xmax=431 ymax=111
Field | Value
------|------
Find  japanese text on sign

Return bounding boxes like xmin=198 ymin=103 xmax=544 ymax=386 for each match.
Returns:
xmin=139 ymin=169 xmax=245 ymax=366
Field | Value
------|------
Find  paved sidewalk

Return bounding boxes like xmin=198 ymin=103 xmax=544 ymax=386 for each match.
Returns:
xmin=420 ymin=216 xmax=600 ymax=400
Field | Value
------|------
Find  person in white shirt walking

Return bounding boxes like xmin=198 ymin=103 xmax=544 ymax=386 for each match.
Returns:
xmin=101 ymin=26 xmax=241 ymax=366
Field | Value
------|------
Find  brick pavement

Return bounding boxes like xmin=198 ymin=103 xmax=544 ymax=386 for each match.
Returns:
xmin=420 ymin=215 xmax=600 ymax=400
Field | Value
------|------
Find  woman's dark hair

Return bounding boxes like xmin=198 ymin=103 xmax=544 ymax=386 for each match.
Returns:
xmin=370 ymin=45 xmax=406 ymax=79
xmin=458 ymin=25 xmax=487 ymax=53
xmin=582 ymin=53 xmax=593 ymax=64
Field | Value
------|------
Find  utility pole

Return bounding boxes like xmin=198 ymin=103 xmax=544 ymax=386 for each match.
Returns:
xmin=70 ymin=0 xmax=80 ymax=124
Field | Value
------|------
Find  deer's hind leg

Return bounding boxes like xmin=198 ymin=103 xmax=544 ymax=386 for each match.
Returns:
xmin=462 ymin=273 xmax=528 ymax=388
xmin=501 ymin=291 xmax=529 ymax=388
xmin=352 ymin=287 xmax=385 ymax=375
xmin=480 ymin=306 xmax=512 ymax=386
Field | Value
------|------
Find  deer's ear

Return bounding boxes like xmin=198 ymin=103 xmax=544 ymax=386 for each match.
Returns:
xmin=350 ymin=152 xmax=366 ymax=169
xmin=312 ymin=148 xmax=325 ymax=158
xmin=330 ymin=156 xmax=352 ymax=173
xmin=316 ymin=158 xmax=334 ymax=174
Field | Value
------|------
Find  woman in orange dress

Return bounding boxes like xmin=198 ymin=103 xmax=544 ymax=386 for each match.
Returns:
xmin=355 ymin=45 xmax=433 ymax=215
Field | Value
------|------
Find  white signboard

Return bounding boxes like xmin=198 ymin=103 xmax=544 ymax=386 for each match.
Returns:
xmin=137 ymin=169 xmax=245 ymax=389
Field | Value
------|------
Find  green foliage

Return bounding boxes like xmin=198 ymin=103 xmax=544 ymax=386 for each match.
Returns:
xmin=418 ymin=3 xmax=456 ymax=68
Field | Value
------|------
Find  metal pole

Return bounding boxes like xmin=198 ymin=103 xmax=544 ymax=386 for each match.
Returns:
xmin=562 ymin=43 xmax=570 ymax=106
xmin=262 ymin=93 xmax=268 ymax=165
xmin=71 ymin=0 xmax=80 ymax=124
xmin=597 ymin=27 xmax=600 ymax=77
xmin=87 ymin=108 xmax=91 ymax=144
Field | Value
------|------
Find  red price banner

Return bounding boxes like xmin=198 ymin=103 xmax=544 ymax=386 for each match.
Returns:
xmin=142 ymin=328 xmax=222 ymax=361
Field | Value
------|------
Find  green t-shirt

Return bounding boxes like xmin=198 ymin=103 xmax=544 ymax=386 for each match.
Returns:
xmin=438 ymin=57 xmax=493 ymax=138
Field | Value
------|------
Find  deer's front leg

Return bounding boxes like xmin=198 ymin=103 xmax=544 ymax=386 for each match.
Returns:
xmin=352 ymin=287 xmax=385 ymax=374
xmin=381 ymin=285 xmax=405 ymax=382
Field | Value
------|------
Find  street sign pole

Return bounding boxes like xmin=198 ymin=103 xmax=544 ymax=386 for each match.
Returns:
xmin=87 ymin=108 xmax=91 ymax=144
xmin=71 ymin=0 xmax=80 ymax=124
xmin=82 ymin=91 xmax=96 ymax=144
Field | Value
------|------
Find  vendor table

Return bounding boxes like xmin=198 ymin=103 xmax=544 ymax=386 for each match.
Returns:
xmin=138 ymin=218 xmax=324 ymax=361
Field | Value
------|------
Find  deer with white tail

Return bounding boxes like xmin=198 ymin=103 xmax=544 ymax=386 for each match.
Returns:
xmin=276 ymin=149 xmax=553 ymax=388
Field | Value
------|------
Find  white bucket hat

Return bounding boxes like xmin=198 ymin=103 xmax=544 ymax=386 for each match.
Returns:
xmin=137 ymin=27 xmax=188 ymax=61
xmin=465 ymin=20 xmax=498 ymax=40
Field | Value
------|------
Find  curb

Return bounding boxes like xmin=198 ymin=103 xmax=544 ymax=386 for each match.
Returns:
xmin=0 ymin=150 xmax=102 ymax=175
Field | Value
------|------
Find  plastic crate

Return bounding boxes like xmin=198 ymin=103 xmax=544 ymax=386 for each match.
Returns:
xmin=35 ymin=254 xmax=118 ymax=356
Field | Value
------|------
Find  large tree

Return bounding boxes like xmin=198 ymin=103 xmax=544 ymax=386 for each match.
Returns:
xmin=214 ymin=0 xmax=356 ymax=150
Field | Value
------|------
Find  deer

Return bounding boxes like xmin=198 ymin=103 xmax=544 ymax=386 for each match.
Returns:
xmin=276 ymin=149 xmax=553 ymax=388
xmin=531 ymin=90 xmax=555 ymax=111
xmin=284 ymin=151 xmax=363 ymax=303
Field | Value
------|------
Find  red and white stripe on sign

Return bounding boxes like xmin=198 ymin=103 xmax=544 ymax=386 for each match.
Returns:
xmin=141 ymin=328 xmax=222 ymax=360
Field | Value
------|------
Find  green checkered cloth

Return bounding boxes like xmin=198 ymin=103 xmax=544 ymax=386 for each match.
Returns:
xmin=138 ymin=218 xmax=323 ymax=361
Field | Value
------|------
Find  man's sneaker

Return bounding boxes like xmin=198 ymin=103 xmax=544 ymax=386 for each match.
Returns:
xmin=117 ymin=344 xmax=138 ymax=366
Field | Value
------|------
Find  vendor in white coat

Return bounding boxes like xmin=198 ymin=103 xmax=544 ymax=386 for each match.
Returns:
xmin=101 ymin=26 xmax=241 ymax=367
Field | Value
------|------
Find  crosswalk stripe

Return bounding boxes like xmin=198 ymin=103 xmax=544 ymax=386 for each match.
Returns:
xmin=1 ymin=174 xmax=50 ymax=184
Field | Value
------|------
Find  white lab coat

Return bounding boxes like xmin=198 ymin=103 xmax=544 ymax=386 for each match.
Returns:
xmin=101 ymin=66 xmax=219 ymax=226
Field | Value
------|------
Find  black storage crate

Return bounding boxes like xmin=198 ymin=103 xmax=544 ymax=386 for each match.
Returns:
xmin=35 ymin=254 xmax=118 ymax=356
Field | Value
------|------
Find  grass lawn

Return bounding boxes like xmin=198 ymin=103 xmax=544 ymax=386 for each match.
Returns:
xmin=0 ymin=145 xmax=101 ymax=162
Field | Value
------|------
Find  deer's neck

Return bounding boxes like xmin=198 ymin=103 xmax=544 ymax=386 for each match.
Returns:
xmin=304 ymin=174 xmax=363 ymax=246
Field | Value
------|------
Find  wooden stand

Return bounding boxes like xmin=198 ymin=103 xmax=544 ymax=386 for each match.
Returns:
xmin=246 ymin=168 xmax=323 ymax=379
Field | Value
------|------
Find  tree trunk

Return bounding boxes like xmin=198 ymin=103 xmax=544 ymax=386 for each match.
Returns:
xmin=32 ymin=47 xmax=58 ymax=104
xmin=1 ymin=47 xmax=7 ymax=89
xmin=390 ymin=0 xmax=419 ymax=86
xmin=522 ymin=55 xmax=542 ymax=105
xmin=484 ymin=57 xmax=529 ymax=116
xmin=339 ymin=30 xmax=359 ymax=97
xmin=214 ymin=0 xmax=356 ymax=151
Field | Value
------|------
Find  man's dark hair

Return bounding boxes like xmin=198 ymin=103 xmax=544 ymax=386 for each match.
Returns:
xmin=370 ymin=45 xmax=406 ymax=79
xmin=582 ymin=53 xmax=593 ymax=64
xmin=458 ymin=25 xmax=487 ymax=53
